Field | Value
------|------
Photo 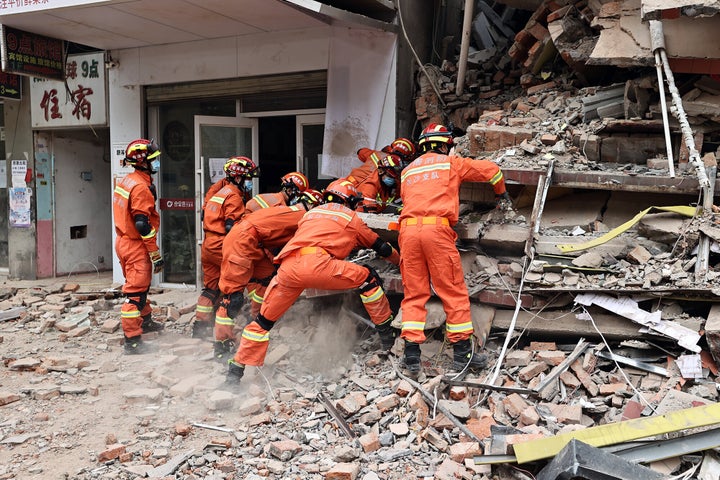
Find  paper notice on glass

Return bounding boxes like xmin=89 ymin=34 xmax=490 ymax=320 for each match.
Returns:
xmin=9 ymin=187 xmax=32 ymax=227
xmin=209 ymin=158 xmax=227 ymax=183
xmin=11 ymin=159 xmax=26 ymax=188
xmin=0 ymin=160 xmax=6 ymax=188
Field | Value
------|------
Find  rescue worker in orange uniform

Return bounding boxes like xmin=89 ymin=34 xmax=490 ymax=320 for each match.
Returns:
xmin=398 ymin=124 xmax=510 ymax=377
xmin=245 ymin=171 xmax=309 ymax=213
xmin=349 ymin=137 xmax=417 ymax=187
xmin=212 ymin=189 xmax=324 ymax=361
xmin=193 ymin=157 xmax=259 ymax=339
xmin=356 ymin=153 xmax=403 ymax=213
xmin=112 ymin=139 xmax=165 ymax=354
xmin=225 ymin=180 xmax=401 ymax=384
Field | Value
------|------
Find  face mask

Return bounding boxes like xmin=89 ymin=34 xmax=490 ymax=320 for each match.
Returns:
xmin=242 ymin=179 xmax=254 ymax=193
xmin=150 ymin=159 xmax=160 ymax=173
xmin=382 ymin=176 xmax=396 ymax=187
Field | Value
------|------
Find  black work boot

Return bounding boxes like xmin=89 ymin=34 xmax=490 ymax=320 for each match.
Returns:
xmin=141 ymin=314 xmax=164 ymax=333
xmin=452 ymin=338 xmax=488 ymax=371
xmin=225 ymin=360 xmax=245 ymax=386
xmin=375 ymin=316 xmax=398 ymax=352
xmin=214 ymin=340 xmax=236 ymax=362
xmin=124 ymin=335 xmax=149 ymax=354
xmin=402 ymin=341 xmax=422 ymax=379
xmin=192 ymin=320 xmax=213 ymax=339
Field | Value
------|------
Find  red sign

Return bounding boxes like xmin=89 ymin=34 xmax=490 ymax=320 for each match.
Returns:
xmin=159 ymin=198 xmax=195 ymax=210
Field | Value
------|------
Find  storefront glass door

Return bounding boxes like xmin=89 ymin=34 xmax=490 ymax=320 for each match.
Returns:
xmin=193 ymin=115 xmax=258 ymax=287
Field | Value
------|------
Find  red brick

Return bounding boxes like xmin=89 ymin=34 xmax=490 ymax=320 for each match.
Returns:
xmin=529 ymin=342 xmax=557 ymax=351
xmin=268 ymin=440 xmax=302 ymax=461
xmin=325 ymin=462 xmax=360 ymax=480
xmin=359 ymin=431 xmax=380 ymax=453
xmin=449 ymin=386 xmax=467 ymax=401
xmin=547 ymin=5 xmax=572 ymax=23
xmin=526 ymin=21 xmax=550 ymax=41
xmin=464 ymin=416 xmax=496 ymax=441
xmin=503 ymin=393 xmax=530 ymax=418
xmin=449 ymin=442 xmax=482 ymax=463
xmin=98 ymin=443 xmax=126 ymax=462
xmin=395 ymin=380 xmax=414 ymax=397
xmin=526 ymin=81 xmax=557 ymax=95
xmin=599 ymin=382 xmax=627 ymax=395
xmin=519 ymin=406 xmax=540 ymax=425
xmin=375 ymin=394 xmax=400 ymax=412
xmin=518 ymin=361 xmax=548 ymax=382
xmin=536 ymin=350 xmax=566 ymax=366
xmin=559 ymin=371 xmax=581 ymax=389
xmin=543 ymin=403 xmax=583 ymax=424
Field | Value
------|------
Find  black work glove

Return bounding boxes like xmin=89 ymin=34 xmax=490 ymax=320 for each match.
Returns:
xmin=226 ymin=291 xmax=244 ymax=318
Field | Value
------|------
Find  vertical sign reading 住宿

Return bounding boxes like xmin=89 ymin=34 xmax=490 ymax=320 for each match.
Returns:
xmin=0 ymin=25 xmax=64 ymax=80
xmin=30 ymin=51 xmax=107 ymax=128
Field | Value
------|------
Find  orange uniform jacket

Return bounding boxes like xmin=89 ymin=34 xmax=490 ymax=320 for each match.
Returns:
xmin=201 ymin=180 xmax=246 ymax=290
xmin=398 ymin=152 xmax=506 ymax=345
xmin=113 ymin=170 xmax=160 ymax=256
xmin=112 ymin=169 xmax=160 ymax=337
xmin=355 ymin=169 xmax=397 ymax=213
xmin=220 ymin=204 xmax=306 ymax=295
xmin=245 ymin=192 xmax=287 ymax=213
xmin=346 ymin=148 xmax=383 ymax=187
xmin=234 ymin=202 xmax=393 ymax=366
xmin=276 ymin=202 xmax=379 ymax=262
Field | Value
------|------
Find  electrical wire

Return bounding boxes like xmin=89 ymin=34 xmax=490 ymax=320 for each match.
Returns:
xmin=580 ymin=306 xmax=657 ymax=414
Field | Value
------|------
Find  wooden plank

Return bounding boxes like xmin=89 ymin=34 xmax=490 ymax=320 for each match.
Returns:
xmin=513 ymin=402 xmax=720 ymax=463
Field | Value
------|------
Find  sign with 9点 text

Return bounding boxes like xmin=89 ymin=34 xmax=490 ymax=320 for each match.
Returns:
xmin=29 ymin=51 xmax=106 ymax=128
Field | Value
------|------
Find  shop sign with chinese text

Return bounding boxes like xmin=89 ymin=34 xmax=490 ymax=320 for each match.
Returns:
xmin=0 ymin=25 xmax=64 ymax=80
xmin=0 ymin=71 xmax=21 ymax=100
xmin=29 ymin=52 xmax=107 ymax=128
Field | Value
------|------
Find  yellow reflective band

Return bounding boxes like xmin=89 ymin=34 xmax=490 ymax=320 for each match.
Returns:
xmin=401 ymin=321 xmax=426 ymax=331
xmin=401 ymin=162 xmax=450 ymax=182
xmin=309 ymin=208 xmax=353 ymax=222
xmin=210 ymin=195 xmax=226 ymax=205
xmin=489 ymin=170 xmax=503 ymax=185
xmin=254 ymin=195 xmax=270 ymax=209
xmin=121 ymin=310 xmax=140 ymax=319
xmin=557 ymin=205 xmax=698 ymax=253
xmin=446 ymin=321 xmax=473 ymax=333
xmin=141 ymin=228 xmax=156 ymax=240
xmin=114 ymin=186 xmax=130 ymax=199
xmin=242 ymin=330 xmax=270 ymax=342
xmin=360 ymin=287 xmax=385 ymax=304
xmin=215 ymin=316 xmax=234 ymax=326
xmin=248 ymin=290 xmax=263 ymax=303
xmin=289 ymin=205 xmax=301 ymax=211
xmin=196 ymin=305 xmax=213 ymax=313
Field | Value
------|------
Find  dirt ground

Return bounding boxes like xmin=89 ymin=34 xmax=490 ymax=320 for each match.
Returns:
xmin=0 ymin=272 xmax=384 ymax=480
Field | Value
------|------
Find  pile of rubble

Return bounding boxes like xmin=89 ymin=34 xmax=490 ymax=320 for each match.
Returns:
xmin=2 ymin=274 xmax=720 ymax=479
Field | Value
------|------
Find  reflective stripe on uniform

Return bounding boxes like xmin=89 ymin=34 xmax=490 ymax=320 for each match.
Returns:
xmin=215 ymin=315 xmax=234 ymax=326
xmin=254 ymin=195 xmax=270 ymax=209
xmin=114 ymin=186 xmax=130 ymax=199
xmin=489 ymin=170 xmax=503 ymax=185
xmin=196 ymin=305 xmax=213 ymax=313
xmin=121 ymin=309 xmax=141 ymax=319
xmin=248 ymin=289 xmax=263 ymax=303
xmin=360 ymin=287 xmax=385 ymax=304
xmin=209 ymin=195 xmax=226 ymax=205
xmin=241 ymin=329 xmax=269 ymax=343
xmin=141 ymin=227 xmax=157 ymax=240
xmin=401 ymin=161 xmax=451 ymax=182
xmin=401 ymin=321 xmax=425 ymax=332
xmin=446 ymin=321 xmax=473 ymax=334
xmin=307 ymin=208 xmax=353 ymax=222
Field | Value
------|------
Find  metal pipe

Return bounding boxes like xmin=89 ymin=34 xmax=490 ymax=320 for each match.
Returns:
xmin=654 ymin=52 xmax=675 ymax=177
xmin=455 ymin=0 xmax=475 ymax=96
xmin=649 ymin=20 xmax=709 ymax=190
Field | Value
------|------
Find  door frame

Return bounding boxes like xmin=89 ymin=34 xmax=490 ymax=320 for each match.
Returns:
xmin=296 ymin=113 xmax=326 ymax=175
xmin=191 ymin=115 xmax=258 ymax=289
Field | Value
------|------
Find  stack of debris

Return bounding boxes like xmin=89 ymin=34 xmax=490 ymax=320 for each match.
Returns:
xmin=2 ymin=278 xmax=720 ymax=478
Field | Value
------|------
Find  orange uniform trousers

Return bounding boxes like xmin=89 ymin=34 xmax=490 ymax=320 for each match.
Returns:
xmin=233 ymin=248 xmax=392 ymax=366
xmin=116 ymin=236 xmax=153 ymax=338
xmin=214 ymin=225 xmax=276 ymax=342
xmin=398 ymin=218 xmax=474 ymax=344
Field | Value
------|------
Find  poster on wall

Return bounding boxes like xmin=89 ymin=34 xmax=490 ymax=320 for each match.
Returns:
xmin=9 ymin=187 xmax=32 ymax=227
xmin=209 ymin=158 xmax=227 ymax=183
